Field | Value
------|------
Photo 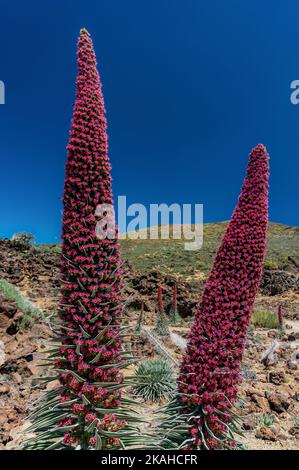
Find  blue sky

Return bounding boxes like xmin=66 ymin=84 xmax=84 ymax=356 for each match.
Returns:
xmin=0 ymin=0 xmax=298 ymax=243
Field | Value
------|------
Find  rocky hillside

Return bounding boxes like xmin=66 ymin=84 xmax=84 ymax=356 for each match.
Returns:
xmin=120 ymin=222 xmax=299 ymax=280
xmin=0 ymin=225 xmax=299 ymax=320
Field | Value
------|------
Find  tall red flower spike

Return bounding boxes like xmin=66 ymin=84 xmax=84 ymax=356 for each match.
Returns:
xmin=173 ymin=284 xmax=177 ymax=313
xmin=157 ymin=286 xmax=164 ymax=313
xmin=25 ymin=29 xmax=127 ymax=450
xmin=177 ymin=144 xmax=269 ymax=449
xmin=277 ymin=304 xmax=283 ymax=327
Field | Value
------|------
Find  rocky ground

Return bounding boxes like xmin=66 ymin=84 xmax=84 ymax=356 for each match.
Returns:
xmin=0 ymin=239 xmax=298 ymax=450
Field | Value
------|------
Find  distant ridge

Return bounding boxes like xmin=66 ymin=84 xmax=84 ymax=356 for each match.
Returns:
xmin=120 ymin=222 xmax=299 ymax=279
xmin=37 ymin=222 xmax=299 ymax=280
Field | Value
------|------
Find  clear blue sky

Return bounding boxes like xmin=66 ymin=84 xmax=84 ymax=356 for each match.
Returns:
xmin=0 ymin=0 xmax=298 ymax=243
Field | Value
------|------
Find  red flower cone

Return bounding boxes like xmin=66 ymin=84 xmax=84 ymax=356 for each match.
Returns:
xmin=157 ymin=286 xmax=164 ymax=313
xmin=160 ymin=144 xmax=269 ymax=450
xmin=178 ymin=144 xmax=269 ymax=449
xmin=277 ymin=304 xmax=283 ymax=327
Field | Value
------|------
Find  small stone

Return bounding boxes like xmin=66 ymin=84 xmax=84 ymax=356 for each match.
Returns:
xmin=246 ymin=386 xmax=264 ymax=397
xmin=255 ymin=427 xmax=277 ymax=441
xmin=287 ymin=360 xmax=298 ymax=371
xmin=0 ymin=315 xmax=12 ymax=331
xmin=289 ymin=427 xmax=299 ymax=439
xmin=268 ymin=370 xmax=285 ymax=385
xmin=270 ymin=424 xmax=280 ymax=435
xmin=277 ymin=432 xmax=288 ymax=441
xmin=268 ymin=330 xmax=279 ymax=339
xmin=12 ymin=372 xmax=22 ymax=385
xmin=0 ymin=340 xmax=5 ymax=367
xmin=31 ymin=323 xmax=51 ymax=339
xmin=252 ymin=394 xmax=270 ymax=412
xmin=242 ymin=417 xmax=256 ymax=430
xmin=287 ymin=332 xmax=299 ymax=341
xmin=266 ymin=392 xmax=290 ymax=414
xmin=0 ymin=383 xmax=10 ymax=395
xmin=0 ymin=414 xmax=7 ymax=426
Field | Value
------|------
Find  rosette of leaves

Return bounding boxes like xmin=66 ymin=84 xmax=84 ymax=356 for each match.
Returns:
xmin=133 ymin=359 xmax=176 ymax=402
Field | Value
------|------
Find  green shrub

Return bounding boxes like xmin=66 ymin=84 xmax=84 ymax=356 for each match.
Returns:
xmin=37 ymin=243 xmax=61 ymax=254
xmin=11 ymin=232 xmax=35 ymax=248
xmin=133 ymin=359 xmax=176 ymax=402
xmin=251 ymin=309 xmax=280 ymax=329
xmin=258 ymin=414 xmax=275 ymax=427
xmin=17 ymin=312 xmax=35 ymax=331
xmin=264 ymin=260 xmax=278 ymax=270
xmin=169 ymin=308 xmax=184 ymax=326
xmin=153 ymin=310 xmax=170 ymax=337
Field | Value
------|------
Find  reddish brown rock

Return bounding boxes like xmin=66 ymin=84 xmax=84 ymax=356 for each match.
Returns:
xmin=242 ymin=417 xmax=256 ymax=430
xmin=0 ymin=383 xmax=10 ymax=395
xmin=255 ymin=427 xmax=277 ymax=441
xmin=266 ymin=392 xmax=291 ymax=414
xmin=268 ymin=370 xmax=286 ymax=385
xmin=251 ymin=394 xmax=270 ymax=412
xmin=289 ymin=427 xmax=299 ymax=439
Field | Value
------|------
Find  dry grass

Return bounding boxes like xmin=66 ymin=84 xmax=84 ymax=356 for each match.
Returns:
xmin=251 ymin=309 xmax=280 ymax=329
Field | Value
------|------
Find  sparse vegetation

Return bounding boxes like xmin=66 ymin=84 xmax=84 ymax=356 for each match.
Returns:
xmin=0 ymin=277 xmax=45 ymax=329
xmin=293 ymin=416 xmax=299 ymax=428
xmin=37 ymin=243 xmax=61 ymax=254
xmin=264 ymin=260 xmax=278 ymax=270
xmin=120 ymin=222 xmax=299 ymax=279
xmin=153 ymin=286 xmax=169 ymax=337
xmin=258 ymin=414 xmax=275 ymax=428
xmin=11 ymin=232 xmax=35 ymax=248
xmin=36 ymin=222 xmax=299 ymax=281
xmin=16 ymin=312 xmax=35 ymax=331
xmin=169 ymin=284 xmax=182 ymax=325
xmin=135 ymin=303 xmax=144 ymax=334
xmin=154 ymin=311 xmax=169 ymax=336
xmin=251 ymin=309 xmax=280 ymax=329
xmin=133 ymin=359 xmax=176 ymax=402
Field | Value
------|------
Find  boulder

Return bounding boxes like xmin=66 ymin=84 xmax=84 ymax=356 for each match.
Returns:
xmin=255 ymin=427 xmax=277 ymax=441
xmin=266 ymin=392 xmax=291 ymax=414
xmin=242 ymin=417 xmax=256 ymax=431
xmin=268 ymin=370 xmax=285 ymax=385
xmin=260 ymin=270 xmax=298 ymax=296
